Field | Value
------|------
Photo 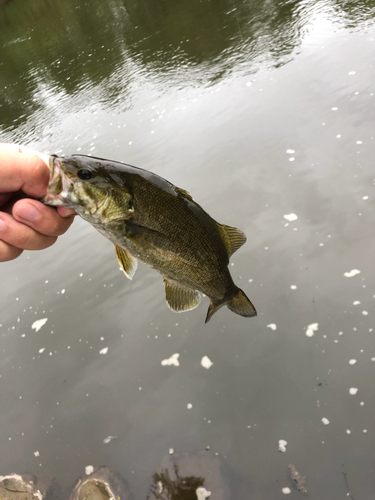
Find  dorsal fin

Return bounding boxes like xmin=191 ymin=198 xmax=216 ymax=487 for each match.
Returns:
xmin=177 ymin=187 xmax=194 ymax=201
xmin=217 ymin=223 xmax=247 ymax=258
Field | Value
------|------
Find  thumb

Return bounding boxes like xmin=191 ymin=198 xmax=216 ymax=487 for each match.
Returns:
xmin=0 ymin=144 xmax=51 ymax=199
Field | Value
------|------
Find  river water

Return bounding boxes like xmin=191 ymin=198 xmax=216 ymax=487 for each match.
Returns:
xmin=1 ymin=0 xmax=375 ymax=498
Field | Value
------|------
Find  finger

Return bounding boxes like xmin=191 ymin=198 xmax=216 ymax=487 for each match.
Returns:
xmin=12 ymin=199 xmax=75 ymax=237
xmin=57 ymin=207 xmax=77 ymax=217
xmin=0 ymin=240 xmax=23 ymax=262
xmin=0 ymin=212 xmax=57 ymax=251
xmin=0 ymin=143 xmax=24 ymax=153
xmin=0 ymin=142 xmax=49 ymax=165
xmin=0 ymin=148 xmax=50 ymax=198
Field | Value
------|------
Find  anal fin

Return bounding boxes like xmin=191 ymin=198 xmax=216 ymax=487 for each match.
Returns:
xmin=115 ymin=245 xmax=138 ymax=280
xmin=164 ymin=279 xmax=201 ymax=313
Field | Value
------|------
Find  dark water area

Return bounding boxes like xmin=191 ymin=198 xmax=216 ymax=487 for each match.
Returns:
xmin=1 ymin=0 xmax=375 ymax=498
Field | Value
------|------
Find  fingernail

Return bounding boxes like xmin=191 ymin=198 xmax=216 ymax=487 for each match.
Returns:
xmin=58 ymin=207 xmax=76 ymax=217
xmin=15 ymin=203 xmax=41 ymax=222
xmin=0 ymin=217 xmax=5 ymax=232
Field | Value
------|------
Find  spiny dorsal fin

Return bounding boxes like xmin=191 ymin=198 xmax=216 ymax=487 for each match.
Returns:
xmin=115 ymin=245 xmax=138 ymax=280
xmin=177 ymin=187 xmax=194 ymax=201
xmin=217 ymin=223 xmax=247 ymax=258
xmin=164 ymin=278 xmax=201 ymax=312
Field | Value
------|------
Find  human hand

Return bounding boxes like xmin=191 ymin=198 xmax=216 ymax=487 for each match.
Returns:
xmin=0 ymin=143 xmax=76 ymax=262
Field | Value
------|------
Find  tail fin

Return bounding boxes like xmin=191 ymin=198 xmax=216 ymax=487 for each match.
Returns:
xmin=205 ymin=288 xmax=257 ymax=323
xmin=227 ymin=288 xmax=257 ymax=318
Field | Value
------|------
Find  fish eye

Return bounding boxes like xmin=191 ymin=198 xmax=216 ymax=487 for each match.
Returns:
xmin=77 ymin=168 xmax=94 ymax=181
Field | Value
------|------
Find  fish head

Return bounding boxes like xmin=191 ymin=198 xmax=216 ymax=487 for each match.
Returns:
xmin=42 ymin=155 xmax=133 ymax=222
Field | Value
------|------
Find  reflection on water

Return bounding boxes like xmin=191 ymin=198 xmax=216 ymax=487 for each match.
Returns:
xmin=1 ymin=0 xmax=374 ymax=131
xmin=1 ymin=0 xmax=375 ymax=498
xmin=148 ymin=464 xmax=204 ymax=500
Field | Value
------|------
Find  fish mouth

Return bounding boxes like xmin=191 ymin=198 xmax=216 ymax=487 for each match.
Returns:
xmin=41 ymin=156 xmax=74 ymax=207
xmin=41 ymin=156 xmax=109 ymax=214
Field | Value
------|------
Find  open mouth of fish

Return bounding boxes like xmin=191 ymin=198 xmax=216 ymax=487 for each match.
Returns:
xmin=41 ymin=156 xmax=76 ymax=207
xmin=41 ymin=155 xmax=108 ymax=214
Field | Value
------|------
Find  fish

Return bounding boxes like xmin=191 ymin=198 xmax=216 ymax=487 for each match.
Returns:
xmin=42 ymin=155 xmax=257 ymax=323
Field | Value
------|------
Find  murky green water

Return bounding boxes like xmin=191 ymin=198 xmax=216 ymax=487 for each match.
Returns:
xmin=1 ymin=0 xmax=375 ymax=498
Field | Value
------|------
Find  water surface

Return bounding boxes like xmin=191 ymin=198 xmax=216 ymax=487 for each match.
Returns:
xmin=1 ymin=0 xmax=375 ymax=498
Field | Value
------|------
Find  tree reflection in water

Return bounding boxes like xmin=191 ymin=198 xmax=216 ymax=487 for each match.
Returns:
xmin=147 ymin=462 xmax=206 ymax=500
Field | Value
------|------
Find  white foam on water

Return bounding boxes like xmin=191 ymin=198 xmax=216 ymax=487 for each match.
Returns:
xmin=201 ymin=356 xmax=213 ymax=369
xmin=103 ymin=436 xmax=116 ymax=444
xmin=85 ymin=466 xmax=94 ymax=475
xmin=38 ymin=348 xmax=45 ymax=354
xmin=31 ymin=318 xmax=48 ymax=332
xmin=322 ymin=418 xmax=330 ymax=425
xmin=34 ymin=451 xmax=40 ymax=457
xmin=267 ymin=324 xmax=277 ymax=330
xmin=99 ymin=347 xmax=108 ymax=355
xmin=349 ymin=388 xmax=358 ymax=395
xmin=284 ymin=213 xmax=298 ymax=222
xmin=196 ymin=486 xmax=211 ymax=499
xmin=362 ymin=311 xmax=368 ymax=315
xmin=344 ymin=269 xmax=360 ymax=278
xmin=305 ymin=323 xmax=318 ymax=337
xmin=290 ymin=285 xmax=297 ymax=290
xmin=353 ymin=301 xmax=360 ymax=305
xmin=187 ymin=403 xmax=193 ymax=409
xmin=348 ymin=71 xmax=356 ymax=75
xmin=282 ymin=487 xmax=291 ymax=494
xmin=349 ymin=359 xmax=357 ymax=365
xmin=286 ymin=149 xmax=295 ymax=154
xmin=278 ymin=439 xmax=287 ymax=452
xmin=161 ymin=353 xmax=180 ymax=366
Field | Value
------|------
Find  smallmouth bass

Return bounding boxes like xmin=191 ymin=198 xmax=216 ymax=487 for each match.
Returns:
xmin=43 ymin=155 xmax=257 ymax=323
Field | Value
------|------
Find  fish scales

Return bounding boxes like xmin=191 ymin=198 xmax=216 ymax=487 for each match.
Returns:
xmin=42 ymin=155 xmax=257 ymax=323
xmin=126 ymin=175 xmax=231 ymax=297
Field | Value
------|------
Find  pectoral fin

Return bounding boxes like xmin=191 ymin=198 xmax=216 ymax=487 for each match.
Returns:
xmin=164 ymin=279 xmax=201 ymax=312
xmin=217 ymin=223 xmax=247 ymax=258
xmin=115 ymin=245 xmax=138 ymax=280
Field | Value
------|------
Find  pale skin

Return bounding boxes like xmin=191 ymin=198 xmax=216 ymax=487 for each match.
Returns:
xmin=0 ymin=143 xmax=76 ymax=262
